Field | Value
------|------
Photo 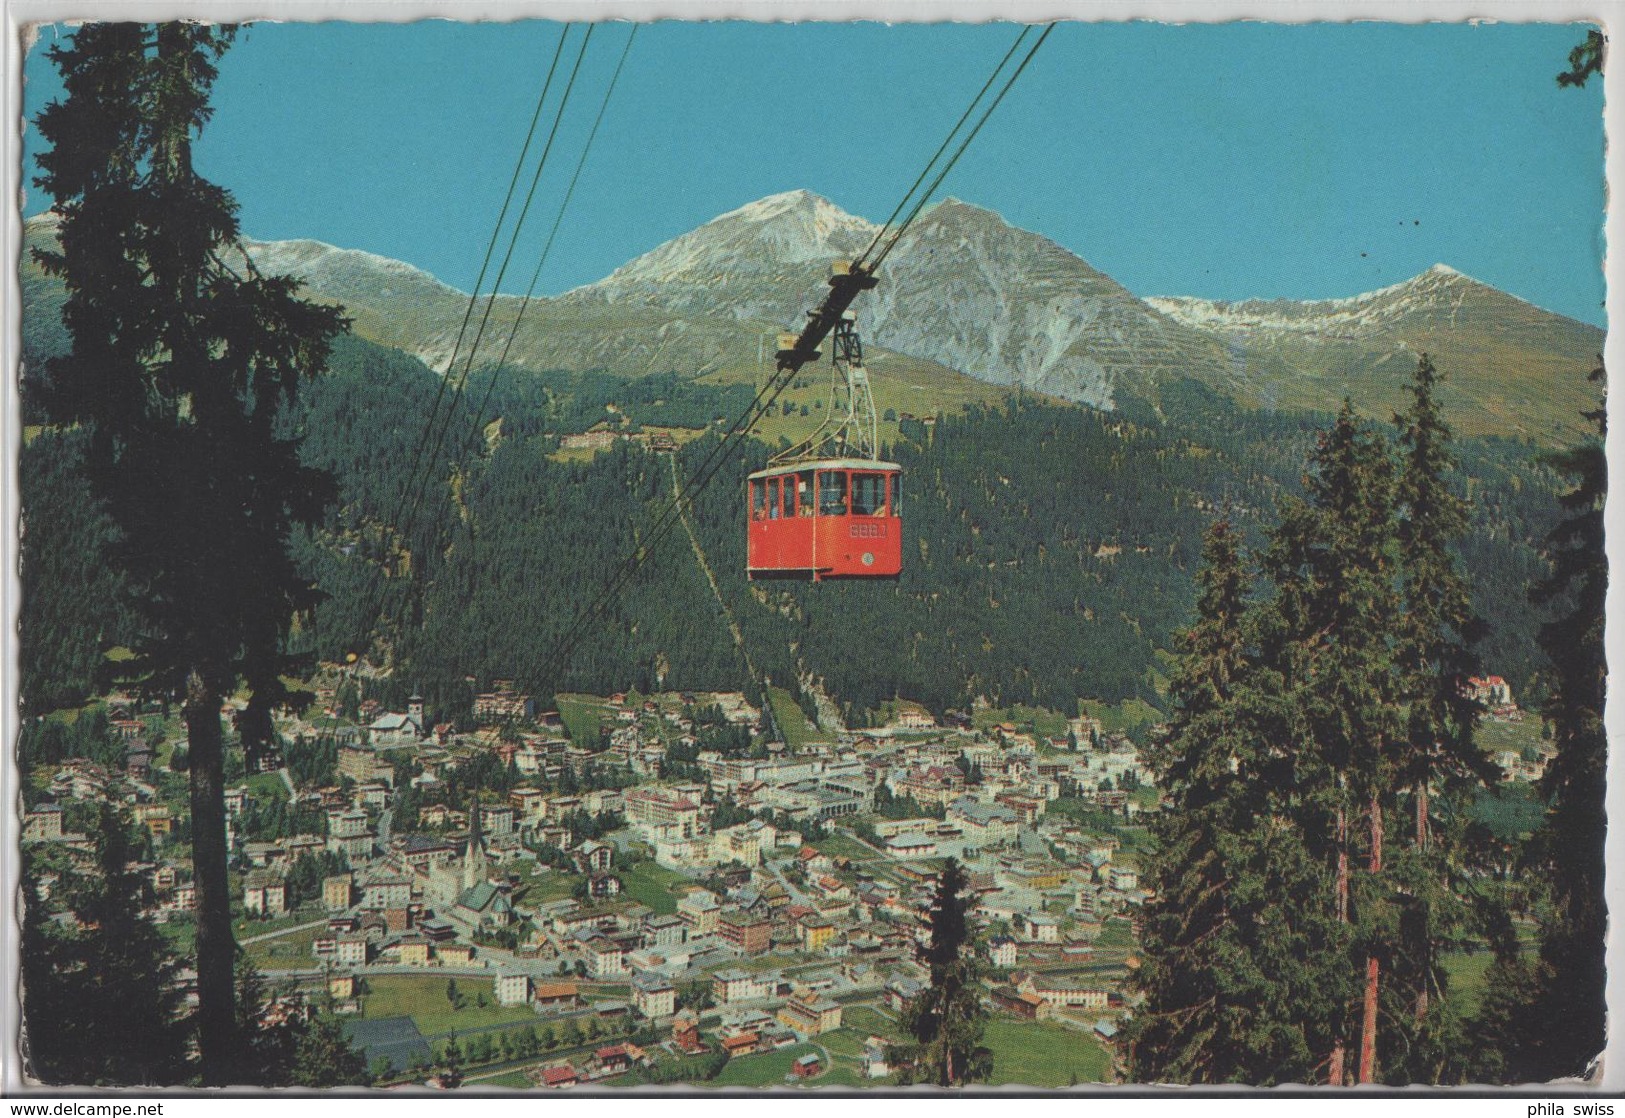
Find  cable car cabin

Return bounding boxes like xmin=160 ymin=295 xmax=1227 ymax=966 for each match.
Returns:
xmin=747 ymin=459 xmax=901 ymax=580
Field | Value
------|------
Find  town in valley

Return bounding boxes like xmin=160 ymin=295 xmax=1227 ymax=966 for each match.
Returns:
xmin=21 ymin=666 xmax=1541 ymax=1088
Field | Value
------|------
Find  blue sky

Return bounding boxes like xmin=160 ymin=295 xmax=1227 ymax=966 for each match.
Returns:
xmin=21 ymin=19 xmax=1606 ymax=325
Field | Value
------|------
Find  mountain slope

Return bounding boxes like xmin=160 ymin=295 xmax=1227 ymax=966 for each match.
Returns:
xmin=856 ymin=199 xmax=1253 ymax=409
xmin=1148 ymin=265 xmax=1604 ymax=443
xmin=23 ymin=191 xmax=1603 ymax=446
xmin=567 ymin=192 xmax=1260 ymax=410
xmin=19 ymin=209 xmax=1017 ymax=431
xmin=567 ymin=191 xmax=1601 ymax=440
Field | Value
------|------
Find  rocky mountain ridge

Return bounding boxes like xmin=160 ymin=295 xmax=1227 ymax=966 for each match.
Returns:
xmin=21 ymin=192 xmax=1602 ymax=443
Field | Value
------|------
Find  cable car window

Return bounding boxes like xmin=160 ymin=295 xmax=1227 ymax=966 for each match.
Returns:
xmin=852 ymin=472 xmax=887 ymax=516
xmin=818 ymin=470 xmax=849 ymax=517
xmin=797 ymin=473 xmax=813 ymax=516
xmin=767 ymin=476 xmax=781 ymax=519
xmin=891 ymin=472 xmax=900 ymax=516
xmin=752 ymin=480 xmax=766 ymax=521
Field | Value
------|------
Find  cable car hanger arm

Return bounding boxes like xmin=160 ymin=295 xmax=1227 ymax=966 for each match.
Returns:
xmin=773 ymin=262 xmax=879 ymax=374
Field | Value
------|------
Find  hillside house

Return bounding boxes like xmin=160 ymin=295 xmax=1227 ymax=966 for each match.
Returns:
xmin=395 ymin=937 xmax=431 ymax=967
xmin=533 ymin=982 xmax=581 ymax=1010
xmin=713 ymin=968 xmax=776 ymax=1004
xmin=717 ymin=910 xmax=772 ymax=956
xmin=495 ymin=972 xmax=532 ymax=1007
xmin=672 ymin=1011 xmax=704 ymax=1054
xmin=23 ymin=804 xmax=63 ymax=843
xmin=1019 ymin=973 xmax=1109 ymax=1010
xmin=438 ymin=942 xmax=475 ymax=966
xmin=778 ymin=992 xmax=842 ymax=1036
xmin=243 ymin=871 xmax=288 ymax=917
xmin=365 ymin=710 xmax=424 ymax=748
xmin=595 ymin=1045 xmax=633 ymax=1076
xmin=538 ymin=1065 xmax=578 ymax=1089
xmin=323 ymin=873 xmax=355 ymax=911
xmin=719 ymin=1031 xmax=760 ymax=1059
xmin=633 ymin=974 xmax=676 ymax=1019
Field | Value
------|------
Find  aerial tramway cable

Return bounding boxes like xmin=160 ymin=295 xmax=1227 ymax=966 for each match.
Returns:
xmin=341 ymin=24 xmax=576 ymax=660
xmin=355 ymin=25 xmax=604 ymax=662
xmin=422 ymin=23 xmax=1058 ymax=752
xmin=458 ymin=24 xmax=640 ymax=463
xmin=856 ymin=23 xmax=1036 ymax=269
xmin=502 ymin=21 xmax=1058 ymax=705
xmin=866 ymin=22 xmax=1055 ymax=270
xmin=384 ymin=25 xmax=573 ymax=553
xmin=309 ymin=23 xmax=638 ymax=774
xmin=393 ymin=24 xmax=597 ymax=554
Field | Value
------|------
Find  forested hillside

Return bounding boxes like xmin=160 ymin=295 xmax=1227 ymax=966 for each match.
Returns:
xmin=20 ymin=333 xmax=1564 ymax=724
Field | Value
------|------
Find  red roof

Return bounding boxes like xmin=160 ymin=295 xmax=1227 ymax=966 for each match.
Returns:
xmin=541 ymin=1066 xmax=577 ymax=1086
xmin=597 ymin=1045 xmax=629 ymax=1061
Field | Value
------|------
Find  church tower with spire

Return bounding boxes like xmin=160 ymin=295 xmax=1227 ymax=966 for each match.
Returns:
xmin=462 ymin=795 xmax=487 ymax=894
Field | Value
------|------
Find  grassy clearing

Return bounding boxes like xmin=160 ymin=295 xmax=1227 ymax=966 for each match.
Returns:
xmin=973 ymin=704 xmax=1071 ymax=739
xmin=232 ymin=907 xmax=320 ymax=941
xmin=357 ymin=974 xmax=542 ymax=1037
xmin=555 ymin=694 xmax=609 ymax=748
xmin=814 ymin=832 xmax=878 ymax=863
xmin=839 ymin=1004 xmax=894 ymax=1036
xmin=816 ymin=1028 xmax=870 ymax=1060
xmin=1095 ymin=917 xmax=1137 ymax=950
xmin=1079 ymin=697 xmax=1165 ymax=740
xmin=768 ymin=687 xmax=825 ymax=750
xmin=158 ymin=917 xmax=197 ymax=956
xmin=475 ymin=1070 xmax=535 ymax=1088
xmin=1442 ymin=923 xmax=1536 ymax=1018
xmin=982 ymin=1019 xmax=1113 ymax=1086
xmin=245 ymin=770 xmax=290 ymax=803
xmin=1440 ymin=947 xmax=1498 ymax=1018
xmin=737 ymin=345 xmax=1021 ymax=453
xmin=244 ymin=923 xmax=324 ymax=968
xmin=708 ymin=1043 xmax=824 ymax=1087
xmin=1477 ymin=716 xmax=1546 ymax=757
xmin=619 ymin=860 xmax=693 ymax=915
xmin=513 ymin=863 xmax=578 ymax=905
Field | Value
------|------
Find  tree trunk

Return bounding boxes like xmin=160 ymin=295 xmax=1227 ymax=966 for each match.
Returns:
xmin=185 ymin=669 xmax=237 ymax=1085
xmin=1413 ymin=782 xmax=1433 ymax=1022
xmin=1330 ymin=801 xmax=1349 ymax=1085
xmin=1358 ymin=791 xmax=1384 ymax=1085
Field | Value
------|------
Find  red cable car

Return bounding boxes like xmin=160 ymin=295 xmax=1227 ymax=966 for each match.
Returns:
xmin=747 ymin=458 xmax=902 ymax=580
xmin=747 ymin=299 xmax=902 ymax=581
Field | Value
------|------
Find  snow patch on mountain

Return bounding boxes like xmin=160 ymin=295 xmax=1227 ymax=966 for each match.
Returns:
xmin=577 ymin=189 xmax=878 ymax=300
xmin=1144 ymin=264 xmax=1498 ymax=340
xmin=236 ymin=237 xmax=465 ymax=300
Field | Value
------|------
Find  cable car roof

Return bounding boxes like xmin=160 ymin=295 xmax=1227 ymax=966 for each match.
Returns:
xmin=747 ymin=458 xmax=902 ymax=481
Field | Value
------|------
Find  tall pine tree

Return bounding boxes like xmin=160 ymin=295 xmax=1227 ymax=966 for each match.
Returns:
xmin=1382 ymin=354 xmax=1496 ymax=1083
xmin=32 ymin=24 xmax=347 ymax=1083
xmin=21 ymin=808 xmax=190 ymax=1085
xmin=1259 ymin=401 xmax=1406 ymax=1084
xmin=1132 ymin=520 xmax=1347 ymax=1084
xmin=889 ymin=858 xmax=992 ymax=1086
xmin=1521 ymin=359 xmax=1607 ymax=1080
xmin=1510 ymin=37 xmax=1610 ymax=1082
